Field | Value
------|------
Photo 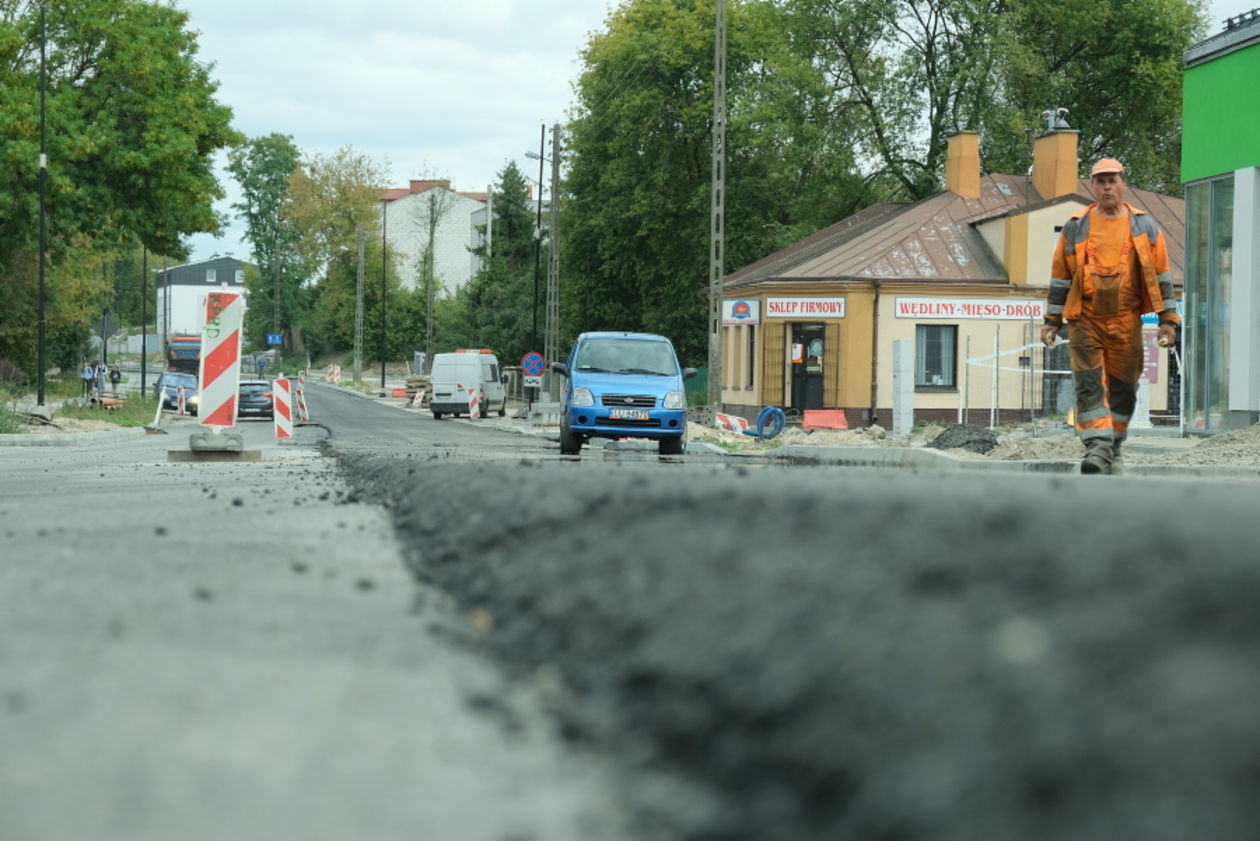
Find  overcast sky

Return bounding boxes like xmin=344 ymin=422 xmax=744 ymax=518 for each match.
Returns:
xmin=178 ymin=0 xmax=1258 ymax=263
xmin=178 ymin=0 xmax=618 ymax=261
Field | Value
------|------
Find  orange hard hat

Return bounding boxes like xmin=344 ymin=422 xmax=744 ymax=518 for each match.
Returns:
xmin=1090 ymin=158 xmax=1124 ymax=177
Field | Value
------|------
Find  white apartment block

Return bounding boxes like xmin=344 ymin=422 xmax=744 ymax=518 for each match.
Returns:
xmin=382 ymin=180 xmax=487 ymax=295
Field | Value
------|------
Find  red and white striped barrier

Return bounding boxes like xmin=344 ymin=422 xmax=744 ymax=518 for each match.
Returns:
xmin=176 ymin=385 xmax=187 ymax=417
xmin=295 ymin=370 xmax=310 ymax=422
xmin=273 ymin=377 xmax=293 ymax=439
xmin=468 ymin=387 xmax=481 ymax=419
xmin=715 ymin=412 xmax=750 ymax=433
xmin=198 ymin=291 xmax=244 ymax=428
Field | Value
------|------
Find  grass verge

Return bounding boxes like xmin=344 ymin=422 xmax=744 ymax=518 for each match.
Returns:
xmin=58 ymin=395 xmax=159 ymax=428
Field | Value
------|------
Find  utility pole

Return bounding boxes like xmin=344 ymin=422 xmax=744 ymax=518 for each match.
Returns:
xmin=532 ymin=123 xmax=544 ymax=354
xmin=545 ymin=124 xmax=562 ymax=398
xmin=354 ymin=228 xmax=365 ymax=382
xmin=140 ymin=247 xmax=148 ymax=394
xmin=707 ymin=0 xmax=727 ymax=408
xmin=381 ymin=200 xmax=387 ymax=390
xmin=272 ymin=232 xmax=281 ymax=339
xmin=36 ymin=2 xmax=46 ymax=406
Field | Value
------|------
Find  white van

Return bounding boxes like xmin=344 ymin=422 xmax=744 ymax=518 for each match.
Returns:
xmin=428 ymin=350 xmax=507 ymax=418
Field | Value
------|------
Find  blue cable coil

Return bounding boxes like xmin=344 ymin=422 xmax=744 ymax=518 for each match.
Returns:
xmin=742 ymin=406 xmax=785 ymax=440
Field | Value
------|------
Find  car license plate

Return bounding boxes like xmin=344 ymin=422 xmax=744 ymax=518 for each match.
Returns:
xmin=610 ymin=408 xmax=649 ymax=420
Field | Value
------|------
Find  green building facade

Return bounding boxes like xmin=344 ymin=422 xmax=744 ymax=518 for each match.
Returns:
xmin=1182 ymin=9 xmax=1260 ymax=431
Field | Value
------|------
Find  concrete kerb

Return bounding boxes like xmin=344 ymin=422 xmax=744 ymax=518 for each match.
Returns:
xmin=0 ymin=426 xmax=150 ymax=447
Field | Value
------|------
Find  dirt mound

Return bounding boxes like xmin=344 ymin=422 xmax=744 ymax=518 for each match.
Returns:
xmin=988 ymin=434 xmax=1082 ymax=461
xmin=928 ymin=423 xmax=999 ymax=455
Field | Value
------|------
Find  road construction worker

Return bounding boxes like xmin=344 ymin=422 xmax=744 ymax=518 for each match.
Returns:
xmin=1040 ymin=158 xmax=1178 ymax=475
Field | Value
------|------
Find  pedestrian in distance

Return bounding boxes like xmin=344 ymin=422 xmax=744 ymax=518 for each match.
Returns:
xmin=79 ymin=360 xmax=94 ymax=398
xmin=1040 ymin=158 xmax=1179 ymax=475
xmin=109 ymin=361 xmax=122 ymax=396
xmin=93 ymin=358 xmax=108 ymax=400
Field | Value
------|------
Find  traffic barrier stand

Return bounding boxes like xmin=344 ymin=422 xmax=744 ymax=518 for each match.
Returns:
xmin=331 ymin=365 xmax=342 ymax=384
xmin=295 ymin=370 xmax=310 ymax=423
xmin=714 ymin=412 xmax=749 ymax=433
xmin=273 ymin=377 xmax=294 ymax=439
xmin=176 ymin=385 xmax=187 ymax=417
xmin=468 ymin=388 xmax=480 ymax=418
xmin=197 ymin=290 xmax=244 ymax=429
xmin=173 ymin=289 xmax=250 ymax=461
xmin=150 ymin=392 xmax=165 ymax=428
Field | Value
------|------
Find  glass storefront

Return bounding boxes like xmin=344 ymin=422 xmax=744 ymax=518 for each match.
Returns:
xmin=1183 ymin=175 xmax=1235 ymax=431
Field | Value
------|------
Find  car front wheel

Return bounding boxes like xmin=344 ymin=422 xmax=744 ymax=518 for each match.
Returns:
xmin=559 ymin=419 xmax=582 ymax=455
xmin=659 ymin=434 xmax=685 ymax=456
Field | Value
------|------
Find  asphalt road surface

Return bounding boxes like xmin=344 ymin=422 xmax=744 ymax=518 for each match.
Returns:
xmin=4 ymin=383 xmax=1258 ymax=841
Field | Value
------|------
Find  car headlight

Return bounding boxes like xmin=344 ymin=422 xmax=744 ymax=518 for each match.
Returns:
xmin=662 ymin=390 xmax=685 ymax=409
xmin=571 ymin=387 xmax=595 ymax=407
xmin=188 ymin=395 xmax=200 ymax=405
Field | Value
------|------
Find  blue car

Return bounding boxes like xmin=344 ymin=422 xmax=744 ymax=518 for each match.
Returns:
xmin=551 ymin=331 xmax=696 ymax=455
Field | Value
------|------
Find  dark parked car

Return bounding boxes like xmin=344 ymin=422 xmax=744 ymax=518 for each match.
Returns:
xmin=153 ymin=371 xmax=199 ymax=416
xmin=237 ymin=379 xmax=274 ymax=419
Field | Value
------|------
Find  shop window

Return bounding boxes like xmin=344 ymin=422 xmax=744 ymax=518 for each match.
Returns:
xmin=915 ymin=324 xmax=956 ymax=388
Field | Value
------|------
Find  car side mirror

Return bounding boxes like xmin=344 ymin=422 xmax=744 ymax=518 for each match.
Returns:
xmin=551 ymin=362 xmax=569 ymax=377
xmin=683 ymin=367 xmax=697 ymax=380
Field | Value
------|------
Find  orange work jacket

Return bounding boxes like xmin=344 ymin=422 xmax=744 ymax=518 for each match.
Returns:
xmin=1044 ymin=202 xmax=1179 ymax=328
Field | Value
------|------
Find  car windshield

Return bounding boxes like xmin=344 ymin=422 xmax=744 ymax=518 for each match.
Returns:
xmin=162 ymin=374 xmax=197 ymax=388
xmin=575 ymin=339 xmax=678 ymax=376
xmin=240 ymin=381 xmax=269 ymax=392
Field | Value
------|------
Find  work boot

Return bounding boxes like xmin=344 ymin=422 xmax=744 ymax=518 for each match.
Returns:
xmin=1080 ymin=444 xmax=1113 ymax=475
xmin=1111 ymin=441 xmax=1124 ymax=475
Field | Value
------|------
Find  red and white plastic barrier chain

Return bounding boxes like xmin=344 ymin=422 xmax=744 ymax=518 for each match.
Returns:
xmin=198 ymin=291 xmax=244 ymax=428
xmin=714 ymin=412 xmax=749 ymax=433
xmin=273 ymin=377 xmax=293 ymax=439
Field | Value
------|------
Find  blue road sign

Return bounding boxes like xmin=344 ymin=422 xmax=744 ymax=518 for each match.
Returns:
xmin=521 ymin=352 xmax=546 ymax=376
xmin=266 ymin=333 xmax=283 ymax=346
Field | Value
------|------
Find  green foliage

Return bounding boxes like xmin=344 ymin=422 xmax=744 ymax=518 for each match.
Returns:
xmin=0 ymin=0 xmax=238 ymax=376
xmin=460 ymin=161 xmax=540 ymax=363
xmin=562 ymin=0 xmax=876 ymax=366
xmin=58 ymin=394 xmax=156 ymax=427
xmin=228 ymin=134 xmax=306 ymax=349
xmin=997 ymin=0 xmax=1204 ymax=192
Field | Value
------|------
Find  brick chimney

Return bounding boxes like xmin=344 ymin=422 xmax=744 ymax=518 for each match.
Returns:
xmin=945 ymin=131 xmax=981 ymax=198
xmin=1031 ymin=129 xmax=1080 ymax=200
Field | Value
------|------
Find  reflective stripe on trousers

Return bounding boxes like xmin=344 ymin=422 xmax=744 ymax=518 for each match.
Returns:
xmin=1067 ymin=312 xmax=1143 ymax=448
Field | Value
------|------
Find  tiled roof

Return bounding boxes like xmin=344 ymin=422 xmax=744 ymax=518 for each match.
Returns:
xmin=725 ymin=174 xmax=1184 ymax=289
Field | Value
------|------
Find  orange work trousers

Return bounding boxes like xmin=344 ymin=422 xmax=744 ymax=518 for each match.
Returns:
xmin=1067 ymin=311 xmax=1143 ymax=452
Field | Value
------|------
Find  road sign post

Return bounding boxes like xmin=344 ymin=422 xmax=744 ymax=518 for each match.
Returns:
xmin=521 ymin=352 xmax=545 ymax=412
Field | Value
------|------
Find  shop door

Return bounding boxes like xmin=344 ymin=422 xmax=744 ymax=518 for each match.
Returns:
xmin=790 ymin=323 xmax=825 ymax=410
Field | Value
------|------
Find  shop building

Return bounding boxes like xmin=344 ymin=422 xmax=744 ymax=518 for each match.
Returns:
xmin=719 ymin=128 xmax=1185 ymax=428
xmin=1181 ymin=8 xmax=1260 ymax=431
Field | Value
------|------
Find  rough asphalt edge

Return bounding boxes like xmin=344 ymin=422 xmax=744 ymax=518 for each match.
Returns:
xmin=325 ymin=446 xmax=1260 ymax=841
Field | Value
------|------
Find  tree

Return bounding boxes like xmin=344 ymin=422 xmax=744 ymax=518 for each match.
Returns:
xmin=997 ymin=0 xmax=1204 ymax=192
xmin=793 ymin=0 xmax=1204 ymax=196
xmin=562 ymin=0 xmax=872 ymax=364
xmin=462 ymin=162 xmax=538 ymax=364
xmin=0 ymin=0 xmax=238 ymax=376
xmin=287 ymin=147 xmax=403 ymax=362
xmin=227 ymin=134 xmax=304 ymax=350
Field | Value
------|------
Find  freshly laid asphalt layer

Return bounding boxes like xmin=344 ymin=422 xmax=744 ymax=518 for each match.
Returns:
xmin=337 ymin=450 xmax=1260 ymax=841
